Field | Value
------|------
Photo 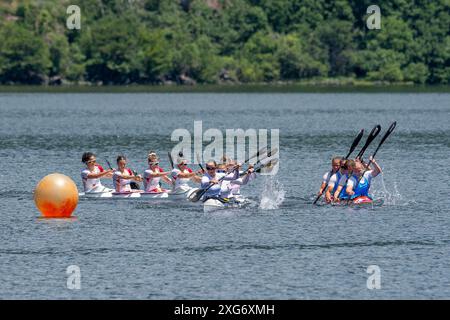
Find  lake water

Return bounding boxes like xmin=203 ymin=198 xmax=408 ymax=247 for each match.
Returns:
xmin=0 ymin=92 xmax=449 ymax=299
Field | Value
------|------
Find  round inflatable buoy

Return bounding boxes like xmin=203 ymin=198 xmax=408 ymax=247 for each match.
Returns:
xmin=34 ymin=173 xmax=78 ymax=218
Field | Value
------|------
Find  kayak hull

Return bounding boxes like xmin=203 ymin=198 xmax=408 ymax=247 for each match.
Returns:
xmin=79 ymin=187 xmax=198 ymax=201
xmin=331 ymin=196 xmax=384 ymax=207
xmin=203 ymin=196 xmax=249 ymax=213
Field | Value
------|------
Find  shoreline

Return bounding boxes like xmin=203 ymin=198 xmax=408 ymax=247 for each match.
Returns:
xmin=1 ymin=83 xmax=449 ymax=93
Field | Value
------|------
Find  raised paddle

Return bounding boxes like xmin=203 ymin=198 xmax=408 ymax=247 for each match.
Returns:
xmin=167 ymin=152 xmax=174 ymax=170
xmin=239 ymin=148 xmax=280 ymax=177
xmin=189 ymin=147 xmax=276 ymax=203
xmin=313 ymin=128 xmax=365 ymax=205
xmin=355 ymin=125 xmax=381 ymax=161
xmin=241 ymin=158 xmax=280 ymax=176
xmin=196 ymin=153 xmax=205 ymax=172
xmin=350 ymin=121 xmax=397 ymax=202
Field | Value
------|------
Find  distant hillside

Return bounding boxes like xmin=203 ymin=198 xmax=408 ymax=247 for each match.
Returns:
xmin=0 ymin=0 xmax=449 ymax=85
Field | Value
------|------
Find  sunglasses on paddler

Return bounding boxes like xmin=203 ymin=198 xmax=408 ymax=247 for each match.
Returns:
xmin=206 ymin=166 xmax=216 ymax=170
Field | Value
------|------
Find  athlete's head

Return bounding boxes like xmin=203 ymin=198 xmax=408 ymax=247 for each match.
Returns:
xmin=350 ymin=159 xmax=364 ymax=174
xmin=217 ymin=163 xmax=226 ymax=173
xmin=147 ymin=151 xmax=159 ymax=166
xmin=82 ymin=152 xmax=96 ymax=165
xmin=206 ymin=160 xmax=217 ymax=175
xmin=331 ymin=156 xmax=342 ymax=172
xmin=221 ymin=155 xmax=231 ymax=165
xmin=346 ymin=159 xmax=357 ymax=172
xmin=177 ymin=158 xmax=188 ymax=169
xmin=116 ymin=155 xmax=127 ymax=169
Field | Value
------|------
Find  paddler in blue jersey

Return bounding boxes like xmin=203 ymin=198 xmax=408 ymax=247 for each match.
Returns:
xmin=344 ymin=157 xmax=382 ymax=200
xmin=201 ymin=160 xmax=239 ymax=201
xmin=317 ymin=157 xmax=342 ymax=198
xmin=324 ymin=158 xmax=346 ymax=203
xmin=331 ymin=160 xmax=356 ymax=202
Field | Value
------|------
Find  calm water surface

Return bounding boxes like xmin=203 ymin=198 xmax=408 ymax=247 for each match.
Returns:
xmin=0 ymin=92 xmax=449 ymax=299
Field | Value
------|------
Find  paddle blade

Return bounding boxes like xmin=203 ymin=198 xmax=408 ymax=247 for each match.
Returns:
xmin=258 ymin=158 xmax=279 ymax=174
xmin=344 ymin=129 xmax=364 ymax=159
xmin=244 ymin=146 xmax=267 ymax=164
xmin=196 ymin=153 xmax=205 ymax=172
xmin=380 ymin=121 xmax=397 ymax=146
xmin=105 ymin=159 xmax=113 ymax=170
xmin=130 ymin=182 xmax=140 ymax=190
xmin=188 ymin=188 xmax=204 ymax=202
xmin=356 ymin=124 xmax=381 ymax=159
xmin=167 ymin=152 xmax=174 ymax=170
xmin=312 ymin=192 xmax=322 ymax=205
xmin=372 ymin=121 xmax=397 ymax=158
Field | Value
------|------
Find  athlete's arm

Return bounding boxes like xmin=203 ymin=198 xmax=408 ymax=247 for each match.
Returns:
xmin=161 ymin=175 xmax=173 ymax=185
xmin=86 ymin=169 xmax=114 ymax=179
xmin=369 ymin=157 xmax=382 ymax=177
xmin=177 ymin=172 xmax=196 ymax=178
xmin=190 ymin=175 xmax=202 ymax=183
xmin=333 ymin=185 xmax=343 ymax=201
xmin=346 ymin=180 xmax=355 ymax=196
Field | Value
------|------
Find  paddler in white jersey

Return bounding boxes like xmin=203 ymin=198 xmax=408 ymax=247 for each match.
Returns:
xmin=112 ymin=155 xmax=143 ymax=193
xmin=81 ymin=152 xmax=114 ymax=193
xmin=201 ymin=160 xmax=239 ymax=200
xmin=170 ymin=158 xmax=202 ymax=194
xmin=143 ymin=152 xmax=172 ymax=193
xmin=317 ymin=156 xmax=342 ymax=198
xmin=344 ymin=157 xmax=382 ymax=199
xmin=220 ymin=160 xmax=255 ymax=199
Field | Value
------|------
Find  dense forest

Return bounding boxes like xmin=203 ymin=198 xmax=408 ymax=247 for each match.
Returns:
xmin=0 ymin=0 xmax=449 ymax=85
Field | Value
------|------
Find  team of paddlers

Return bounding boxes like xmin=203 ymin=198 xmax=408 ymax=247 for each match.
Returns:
xmin=80 ymin=151 xmax=257 ymax=202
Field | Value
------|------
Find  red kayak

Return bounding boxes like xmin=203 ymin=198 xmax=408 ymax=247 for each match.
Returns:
xmin=352 ymin=196 xmax=373 ymax=205
xmin=330 ymin=196 xmax=384 ymax=207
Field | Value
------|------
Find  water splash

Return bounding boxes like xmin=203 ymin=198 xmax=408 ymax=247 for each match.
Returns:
xmin=259 ymin=176 xmax=285 ymax=210
xmin=372 ymin=174 xmax=405 ymax=206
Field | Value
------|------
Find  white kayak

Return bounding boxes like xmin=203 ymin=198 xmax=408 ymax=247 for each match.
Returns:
xmin=79 ymin=187 xmax=199 ymax=201
xmin=78 ymin=191 xmax=167 ymax=199
xmin=203 ymin=195 xmax=250 ymax=213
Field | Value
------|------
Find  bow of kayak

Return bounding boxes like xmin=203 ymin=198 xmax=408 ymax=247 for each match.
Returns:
xmin=330 ymin=196 xmax=384 ymax=207
xmin=203 ymin=196 xmax=250 ymax=213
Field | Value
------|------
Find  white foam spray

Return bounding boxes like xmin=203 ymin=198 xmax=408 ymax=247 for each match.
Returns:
xmin=259 ymin=176 xmax=285 ymax=210
xmin=372 ymin=174 xmax=403 ymax=205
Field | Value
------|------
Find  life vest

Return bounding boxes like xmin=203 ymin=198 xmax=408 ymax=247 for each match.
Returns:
xmin=350 ymin=174 xmax=371 ymax=199
xmin=331 ymin=171 xmax=342 ymax=194
xmin=338 ymin=173 xmax=350 ymax=200
xmin=81 ymin=165 xmax=105 ymax=192
xmin=172 ymin=167 xmax=193 ymax=188
xmin=113 ymin=168 xmax=134 ymax=192
xmin=144 ymin=166 xmax=165 ymax=192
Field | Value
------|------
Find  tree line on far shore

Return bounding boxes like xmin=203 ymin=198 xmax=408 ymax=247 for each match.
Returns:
xmin=0 ymin=0 xmax=449 ymax=85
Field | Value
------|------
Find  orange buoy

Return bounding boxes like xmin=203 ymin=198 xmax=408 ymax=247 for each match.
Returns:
xmin=34 ymin=173 xmax=78 ymax=218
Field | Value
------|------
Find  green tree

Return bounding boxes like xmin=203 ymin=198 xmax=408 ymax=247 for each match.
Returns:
xmin=0 ymin=23 xmax=51 ymax=84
